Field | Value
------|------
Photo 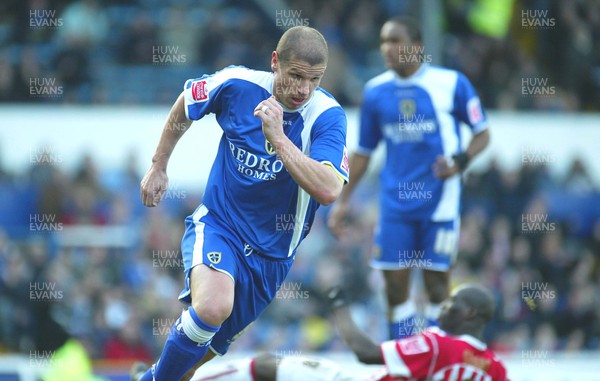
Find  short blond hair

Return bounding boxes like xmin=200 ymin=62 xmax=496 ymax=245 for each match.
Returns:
xmin=276 ymin=26 xmax=328 ymax=65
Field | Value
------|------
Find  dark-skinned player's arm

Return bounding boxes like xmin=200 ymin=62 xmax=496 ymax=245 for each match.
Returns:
xmin=328 ymin=88 xmax=379 ymax=237
xmin=328 ymin=288 xmax=384 ymax=365
xmin=432 ymin=128 xmax=490 ymax=179
xmin=327 ymin=152 xmax=371 ymax=237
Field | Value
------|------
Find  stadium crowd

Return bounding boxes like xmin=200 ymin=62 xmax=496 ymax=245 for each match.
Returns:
xmin=0 ymin=0 xmax=599 ymax=110
xmin=0 ymin=151 xmax=598 ymax=364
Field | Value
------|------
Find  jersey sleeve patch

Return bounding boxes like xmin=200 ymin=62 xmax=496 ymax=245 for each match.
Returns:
xmin=191 ymin=80 xmax=209 ymax=101
xmin=398 ymin=335 xmax=430 ymax=355
xmin=341 ymin=147 xmax=349 ymax=173
xmin=467 ymin=97 xmax=483 ymax=126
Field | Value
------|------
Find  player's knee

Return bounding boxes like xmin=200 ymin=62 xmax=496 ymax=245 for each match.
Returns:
xmin=383 ymin=270 xmax=410 ymax=303
xmin=424 ymin=271 xmax=449 ymax=303
xmin=192 ymin=299 xmax=233 ymax=326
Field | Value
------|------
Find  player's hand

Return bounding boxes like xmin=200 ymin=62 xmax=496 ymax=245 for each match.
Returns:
xmin=140 ymin=165 xmax=169 ymax=207
xmin=254 ymin=96 xmax=285 ymax=145
xmin=327 ymin=201 xmax=349 ymax=239
xmin=432 ymin=155 xmax=459 ymax=179
xmin=326 ymin=286 xmax=349 ymax=310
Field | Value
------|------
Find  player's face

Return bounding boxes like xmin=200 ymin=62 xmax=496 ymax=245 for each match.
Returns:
xmin=271 ymin=52 xmax=326 ymax=109
xmin=438 ymin=289 xmax=471 ymax=332
xmin=380 ymin=21 xmax=421 ymax=74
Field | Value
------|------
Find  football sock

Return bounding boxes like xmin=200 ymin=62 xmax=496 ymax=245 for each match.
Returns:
xmin=276 ymin=356 xmax=349 ymax=381
xmin=425 ymin=302 xmax=441 ymax=327
xmin=140 ymin=307 xmax=220 ymax=381
xmin=191 ymin=358 xmax=254 ymax=381
xmin=389 ymin=299 xmax=419 ymax=339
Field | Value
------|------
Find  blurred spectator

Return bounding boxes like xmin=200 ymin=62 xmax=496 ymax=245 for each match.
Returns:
xmin=118 ymin=9 xmax=158 ymax=65
xmin=55 ymin=0 xmax=108 ymax=47
xmin=1 ymin=0 xmax=600 ymax=369
xmin=1 ymin=153 xmax=599 ymax=360
xmin=0 ymin=0 xmax=596 ymax=109
xmin=103 ymin=314 xmax=152 ymax=363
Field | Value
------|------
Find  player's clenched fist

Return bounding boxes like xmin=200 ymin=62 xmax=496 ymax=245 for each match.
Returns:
xmin=140 ymin=165 xmax=169 ymax=207
xmin=431 ymin=154 xmax=460 ymax=179
xmin=254 ymin=96 xmax=284 ymax=144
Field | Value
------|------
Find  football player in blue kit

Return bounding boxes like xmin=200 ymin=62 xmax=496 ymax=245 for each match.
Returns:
xmin=329 ymin=17 xmax=490 ymax=340
xmin=132 ymin=26 xmax=349 ymax=381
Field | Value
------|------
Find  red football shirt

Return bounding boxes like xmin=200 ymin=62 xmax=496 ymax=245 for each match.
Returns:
xmin=367 ymin=328 xmax=507 ymax=381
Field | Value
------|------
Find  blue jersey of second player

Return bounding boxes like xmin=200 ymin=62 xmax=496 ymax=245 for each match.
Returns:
xmin=183 ymin=66 xmax=349 ymax=259
xmin=358 ymin=64 xmax=487 ymax=222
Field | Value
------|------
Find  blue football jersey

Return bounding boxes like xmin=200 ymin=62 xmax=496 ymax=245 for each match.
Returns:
xmin=183 ymin=66 xmax=349 ymax=259
xmin=358 ymin=64 xmax=487 ymax=222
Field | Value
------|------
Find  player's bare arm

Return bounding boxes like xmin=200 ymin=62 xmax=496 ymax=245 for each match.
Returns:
xmin=141 ymin=92 xmax=192 ymax=207
xmin=328 ymin=152 xmax=371 ymax=238
xmin=327 ymin=287 xmax=383 ymax=365
xmin=333 ymin=305 xmax=384 ymax=365
xmin=254 ymin=96 xmax=343 ymax=206
xmin=432 ymin=128 xmax=490 ymax=179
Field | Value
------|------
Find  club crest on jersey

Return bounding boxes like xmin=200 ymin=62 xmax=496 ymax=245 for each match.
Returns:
xmin=400 ymin=99 xmax=416 ymax=117
xmin=207 ymin=251 xmax=222 ymax=264
xmin=191 ymin=80 xmax=208 ymax=101
xmin=265 ymin=140 xmax=276 ymax=155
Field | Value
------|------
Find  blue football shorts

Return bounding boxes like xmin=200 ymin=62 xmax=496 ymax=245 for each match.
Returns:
xmin=370 ymin=218 xmax=459 ymax=272
xmin=178 ymin=204 xmax=294 ymax=355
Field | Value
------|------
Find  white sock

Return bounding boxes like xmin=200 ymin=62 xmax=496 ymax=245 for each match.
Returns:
xmin=425 ymin=302 xmax=441 ymax=323
xmin=277 ymin=356 xmax=350 ymax=381
xmin=191 ymin=358 xmax=253 ymax=381
xmin=391 ymin=299 xmax=417 ymax=323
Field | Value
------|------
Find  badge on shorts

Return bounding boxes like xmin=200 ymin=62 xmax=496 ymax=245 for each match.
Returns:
xmin=372 ymin=245 xmax=381 ymax=259
xmin=207 ymin=251 xmax=222 ymax=264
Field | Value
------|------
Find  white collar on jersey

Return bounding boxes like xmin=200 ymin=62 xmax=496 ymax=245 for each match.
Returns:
xmin=392 ymin=63 xmax=430 ymax=82
xmin=427 ymin=327 xmax=488 ymax=351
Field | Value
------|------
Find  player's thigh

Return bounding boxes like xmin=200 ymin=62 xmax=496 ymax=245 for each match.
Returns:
xmin=382 ymin=269 xmax=411 ymax=304
xmin=419 ymin=218 xmax=459 ymax=272
xmin=371 ymin=219 xmax=418 ymax=270
xmin=209 ymin=252 xmax=294 ymax=356
xmin=180 ymin=206 xmax=237 ymax=323
xmin=190 ymin=264 xmax=234 ymax=324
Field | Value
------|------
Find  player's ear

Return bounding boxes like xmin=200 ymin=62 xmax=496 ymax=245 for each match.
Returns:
xmin=465 ymin=307 xmax=478 ymax=320
xmin=271 ymin=51 xmax=278 ymax=72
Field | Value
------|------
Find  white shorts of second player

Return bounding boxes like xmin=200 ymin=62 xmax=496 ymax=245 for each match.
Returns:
xmin=277 ymin=356 xmax=357 ymax=381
